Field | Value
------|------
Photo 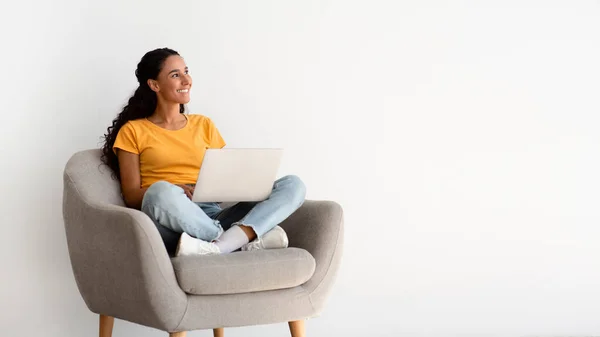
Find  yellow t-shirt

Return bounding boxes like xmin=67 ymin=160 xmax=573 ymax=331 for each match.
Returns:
xmin=113 ymin=114 xmax=226 ymax=188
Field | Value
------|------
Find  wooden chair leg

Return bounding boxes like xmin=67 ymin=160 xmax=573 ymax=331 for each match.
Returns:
xmin=288 ymin=320 xmax=305 ymax=337
xmin=99 ymin=315 xmax=114 ymax=337
xmin=213 ymin=327 xmax=224 ymax=337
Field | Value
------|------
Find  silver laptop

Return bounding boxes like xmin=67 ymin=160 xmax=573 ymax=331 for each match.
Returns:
xmin=191 ymin=148 xmax=283 ymax=202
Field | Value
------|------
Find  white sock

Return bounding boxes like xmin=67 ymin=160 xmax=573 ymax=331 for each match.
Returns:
xmin=214 ymin=225 xmax=250 ymax=253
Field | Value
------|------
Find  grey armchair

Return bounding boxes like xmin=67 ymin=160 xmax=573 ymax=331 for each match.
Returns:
xmin=62 ymin=149 xmax=344 ymax=337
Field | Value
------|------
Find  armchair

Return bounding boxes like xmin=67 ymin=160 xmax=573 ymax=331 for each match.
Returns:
xmin=62 ymin=149 xmax=344 ymax=337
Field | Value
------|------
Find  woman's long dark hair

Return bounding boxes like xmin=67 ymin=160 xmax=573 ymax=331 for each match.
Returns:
xmin=101 ymin=48 xmax=185 ymax=180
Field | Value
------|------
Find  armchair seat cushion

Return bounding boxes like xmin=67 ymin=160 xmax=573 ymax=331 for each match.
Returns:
xmin=171 ymin=248 xmax=315 ymax=295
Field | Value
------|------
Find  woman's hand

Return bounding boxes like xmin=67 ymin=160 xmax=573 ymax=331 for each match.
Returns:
xmin=177 ymin=184 xmax=195 ymax=200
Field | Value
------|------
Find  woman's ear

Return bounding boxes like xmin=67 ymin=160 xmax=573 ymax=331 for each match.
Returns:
xmin=147 ymin=79 xmax=160 ymax=92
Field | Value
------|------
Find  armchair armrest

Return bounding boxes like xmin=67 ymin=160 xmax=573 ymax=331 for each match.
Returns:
xmin=62 ymin=172 xmax=187 ymax=331
xmin=279 ymin=200 xmax=344 ymax=313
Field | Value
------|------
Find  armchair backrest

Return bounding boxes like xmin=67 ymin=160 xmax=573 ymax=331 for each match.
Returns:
xmin=63 ymin=149 xmax=125 ymax=207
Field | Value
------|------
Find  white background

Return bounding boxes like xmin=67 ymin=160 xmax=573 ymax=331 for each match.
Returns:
xmin=1 ymin=1 xmax=599 ymax=336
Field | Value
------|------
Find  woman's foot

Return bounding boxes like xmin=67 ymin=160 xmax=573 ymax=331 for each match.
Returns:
xmin=176 ymin=232 xmax=221 ymax=256
xmin=241 ymin=226 xmax=289 ymax=251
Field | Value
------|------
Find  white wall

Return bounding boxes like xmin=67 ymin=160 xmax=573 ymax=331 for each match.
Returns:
xmin=1 ymin=1 xmax=599 ymax=336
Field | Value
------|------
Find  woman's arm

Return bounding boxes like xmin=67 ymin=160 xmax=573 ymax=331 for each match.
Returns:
xmin=117 ymin=149 xmax=148 ymax=210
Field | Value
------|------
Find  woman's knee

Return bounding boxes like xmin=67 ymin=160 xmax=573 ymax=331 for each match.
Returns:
xmin=142 ymin=181 xmax=180 ymax=210
xmin=280 ymin=175 xmax=306 ymax=206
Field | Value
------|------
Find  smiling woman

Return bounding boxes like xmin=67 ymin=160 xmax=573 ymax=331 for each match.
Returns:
xmin=99 ymin=47 xmax=306 ymax=261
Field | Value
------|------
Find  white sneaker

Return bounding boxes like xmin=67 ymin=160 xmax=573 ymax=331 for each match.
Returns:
xmin=241 ymin=226 xmax=289 ymax=251
xmin=176 ymin=232 xmax=221 ymax=256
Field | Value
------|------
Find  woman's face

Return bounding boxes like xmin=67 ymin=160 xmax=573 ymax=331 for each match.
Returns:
xmin=149 ymin=55 xmax=192 ymax=104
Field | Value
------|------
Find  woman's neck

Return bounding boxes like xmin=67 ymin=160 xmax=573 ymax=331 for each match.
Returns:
xmin=150 ymin=102 xmax=183 ymax=123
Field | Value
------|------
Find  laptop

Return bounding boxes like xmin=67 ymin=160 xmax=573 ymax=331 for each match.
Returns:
xmin=191 ymin=148 xmax=283 ymax=202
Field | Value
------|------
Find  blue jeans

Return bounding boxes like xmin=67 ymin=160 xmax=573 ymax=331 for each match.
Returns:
xmin=141 ymin=175 xmax=306 ymax=254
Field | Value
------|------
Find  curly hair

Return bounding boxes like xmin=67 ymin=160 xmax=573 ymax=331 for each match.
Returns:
xmin=101 ymin=47 xmax=185 ymax=180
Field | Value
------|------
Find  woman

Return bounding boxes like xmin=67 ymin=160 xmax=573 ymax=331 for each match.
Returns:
xmin=100 ymin=48 xmax=306 ymax=256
